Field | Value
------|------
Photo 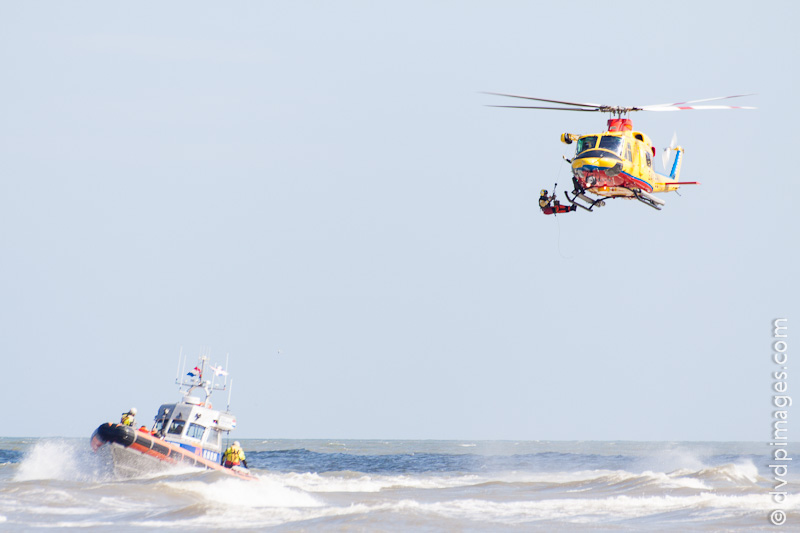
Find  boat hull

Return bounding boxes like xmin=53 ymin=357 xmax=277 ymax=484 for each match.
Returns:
xmin=91 ymin=423 xmax=253 ymax=480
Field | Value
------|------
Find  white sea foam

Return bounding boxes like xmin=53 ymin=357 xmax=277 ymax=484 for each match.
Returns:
xmin=697 ymin=461 xmax=760 ymax=484
xmin=272 ymin=468 xmax=722 ymax=494
xmin=398 ymin=493 xmax=800 ymax=525
xmin=130 ymin=492 xmax=800 ymax=529
xmin=4 ymin=439 xmax=796 ymax=530
xmin=163 ymin=475 xmax=322 ymax=508
xmin=43 ymin=521 xmax=115 ymax=529
xmin=127 ymin=501 xmax=377 ymax=530
xmin=14 ymin=439 xmax=108 ymax=482
xmin=277 ymin=471 xmax=484 ymax=492
xmin=12 ymin=438 xmax=201 ymax=483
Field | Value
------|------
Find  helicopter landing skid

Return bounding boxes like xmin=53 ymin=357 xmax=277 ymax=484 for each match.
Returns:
xmin=563 ymin=190 xmax=606 ymax=212
xmin=631 ymin=189 xmax=663 ymax=211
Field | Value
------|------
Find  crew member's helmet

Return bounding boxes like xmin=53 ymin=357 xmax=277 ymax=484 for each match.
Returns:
xmin=234 ymin=441 xmax=241 ymax=447
xmin=540 ymin=189 xmax=547 ymax=196
xmin=130 ymin=408 xmax=137 ymax=415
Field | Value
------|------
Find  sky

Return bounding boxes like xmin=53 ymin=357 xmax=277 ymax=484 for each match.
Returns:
xmin=1 ymin=1 xmax=797 ymax=441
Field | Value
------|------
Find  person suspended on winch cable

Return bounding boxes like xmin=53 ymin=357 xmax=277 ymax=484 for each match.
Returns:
xmin=539 ymin=189 xmax=576 ymax=215
xmin=222 ymin=441 xmax=247 ymax=469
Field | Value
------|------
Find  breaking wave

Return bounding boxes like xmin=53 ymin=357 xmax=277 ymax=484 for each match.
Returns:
xmin=2 ymin=439 xmax=797 ymax=530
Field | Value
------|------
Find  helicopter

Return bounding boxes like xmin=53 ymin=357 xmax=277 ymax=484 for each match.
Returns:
xmin=486 ymin=93 xmax=755 ymax=212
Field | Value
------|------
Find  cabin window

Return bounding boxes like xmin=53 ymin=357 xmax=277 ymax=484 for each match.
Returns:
xmin=152 ymin=419 xmax=166 ymax=435
xmin=598 ymin=136 xmax=623 ymax=156
xmin=207 ymin=429 xmax=222 ymax=449
xmin=187 ymin=423 xmax=206 ymax=440
xmin=645 ymin=151 xmax=652 ymax=167
xmin=576 ymin=136 xmax=597 ymax=154
xmin=167 ymin=419 xmax=186 ymax=435
xmin=624 ymin=141 xmax=632 ymax=161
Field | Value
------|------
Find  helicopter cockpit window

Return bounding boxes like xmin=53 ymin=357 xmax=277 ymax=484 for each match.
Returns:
xmin=598 ymin=136 xmax=624 ymax=156
xmin=576 ymin=136 xmax=597 ymax=154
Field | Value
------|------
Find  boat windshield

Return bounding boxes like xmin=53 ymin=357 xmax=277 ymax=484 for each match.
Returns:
xmin=187 ymin=423 xmax=206 ymax=440
xmin=576 ymin=136 xmax=597 ymax=154
xmin=167 ymin=420 xmax=186 ymax=435
xmin=598 ymin=136 xmax=623 ymax=156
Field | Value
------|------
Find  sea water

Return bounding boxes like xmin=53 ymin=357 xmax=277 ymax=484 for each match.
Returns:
xmin=1 ymin=438 xmax=798 ymax=531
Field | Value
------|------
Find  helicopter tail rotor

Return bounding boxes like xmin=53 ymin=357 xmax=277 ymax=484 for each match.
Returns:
xmin=662 ymin=132 xmax=678 ymax=170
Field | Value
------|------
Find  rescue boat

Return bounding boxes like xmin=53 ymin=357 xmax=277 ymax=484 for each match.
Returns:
xmin=90 ymin=353 xmax=254 ymax=480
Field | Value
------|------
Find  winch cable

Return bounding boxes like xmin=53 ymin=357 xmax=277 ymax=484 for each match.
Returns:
xmin=554 ymin=211 xmax=572 ymax=259
xmin=552 ymin=146 xmax=573 ymax=259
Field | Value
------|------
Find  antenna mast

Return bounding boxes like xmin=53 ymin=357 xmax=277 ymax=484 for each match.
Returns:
xmin=175 ymin=346 xmax=183 ymax=382
xmin=174 ymin=351 xmax=226 ymax=401
xmin=227 ymin=378 xmax=234 ymax=413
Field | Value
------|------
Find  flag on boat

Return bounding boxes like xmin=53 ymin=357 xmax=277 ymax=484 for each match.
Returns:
xmin=187 ymin=366 xmax=202 ymax=377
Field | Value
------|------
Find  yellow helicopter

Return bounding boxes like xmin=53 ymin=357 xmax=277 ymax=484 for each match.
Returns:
xmin=487 ymin=93 xmax=755 ymax=213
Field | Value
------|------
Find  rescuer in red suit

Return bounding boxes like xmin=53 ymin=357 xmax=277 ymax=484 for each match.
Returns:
xmin=539 ymin=189 xmax=575 ymax=215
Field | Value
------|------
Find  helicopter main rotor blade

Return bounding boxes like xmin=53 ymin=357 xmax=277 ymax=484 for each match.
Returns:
xmin=483 ymin=92 xmax=602 ymax=109
xmin=641 ymin=104 xmax=757 ymax=111
xmin=642 ymin=94 xmax=756 ymax=108
xmin=487 ymin=105 xmax=601 ymax=112
xmin=485 ymin=92 xmax=755 ymax=114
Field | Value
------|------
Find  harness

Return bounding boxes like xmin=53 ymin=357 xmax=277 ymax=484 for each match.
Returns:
xmin=224 ymin=446 xmax=244 ymax=465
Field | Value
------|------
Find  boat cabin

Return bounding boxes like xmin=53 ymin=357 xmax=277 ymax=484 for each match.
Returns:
xmin=152 ymin=396 xmax=237 ymax=461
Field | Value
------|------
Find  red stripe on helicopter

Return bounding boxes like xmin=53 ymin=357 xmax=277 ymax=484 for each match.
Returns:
xmin=624 ymin=172 xmax=654 ymax=193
